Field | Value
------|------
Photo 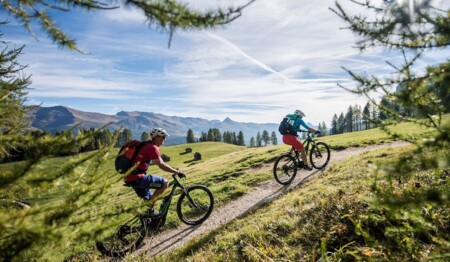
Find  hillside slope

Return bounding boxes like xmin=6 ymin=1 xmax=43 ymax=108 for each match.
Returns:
xmin=28 ymin=106 xmax=281 ymax=145
xmin=130 ymin=141 xmax=411 ymax=259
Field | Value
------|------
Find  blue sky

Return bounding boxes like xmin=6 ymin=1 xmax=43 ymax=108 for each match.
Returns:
xmin=2 ymin=0 xmax=449 ymax=126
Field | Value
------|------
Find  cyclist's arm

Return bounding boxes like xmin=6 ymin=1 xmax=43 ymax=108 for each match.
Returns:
xmin=298 ymin=118 xmax=318 ymax=133
xmin=152 ymin=157 xmax=180 ymax=174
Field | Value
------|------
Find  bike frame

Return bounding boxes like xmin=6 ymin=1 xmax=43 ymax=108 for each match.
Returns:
xmin=289 ymin=130 xmax=315 ymax=160
xmin=157 ymin=174 xmax=185 ymax=216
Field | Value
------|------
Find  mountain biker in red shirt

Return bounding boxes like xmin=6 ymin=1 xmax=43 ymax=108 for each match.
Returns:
xmin=282 ymin=109 xmax=318 ymax=171
xmin=124 ymin=128 xmax=185 ymax=213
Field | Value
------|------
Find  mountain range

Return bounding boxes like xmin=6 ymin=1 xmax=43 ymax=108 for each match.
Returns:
xmin=28 ymin=106 xmax=299 ymax=145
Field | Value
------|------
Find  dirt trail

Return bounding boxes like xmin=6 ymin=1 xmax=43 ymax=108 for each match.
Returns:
xmin=132 ymin=141 xmax=411 ymax=258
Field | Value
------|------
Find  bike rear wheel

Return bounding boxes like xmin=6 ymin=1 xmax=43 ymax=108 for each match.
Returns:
xmin=273 ymin=154 xmax=297 ymax=185
xmin=309 ymin=142 xmax=330 ymax=169
xmin=177 ymin=185 xmax=214 ymax=225
xmin=96 ymin=216 xmax=146 ymax=257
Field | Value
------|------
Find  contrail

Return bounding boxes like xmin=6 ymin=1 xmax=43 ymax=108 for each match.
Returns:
xmin=206 ymin=32 xmax=290 ymax=81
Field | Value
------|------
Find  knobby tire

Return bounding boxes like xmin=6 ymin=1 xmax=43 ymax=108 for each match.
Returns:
xmin=176 ymin=185 xmax=214 ymax=225
xmin=96 ymin=216 xmax=146 ymax=258
xmin=309 ymin=142 xmax=330 ymax=170
xmin=273 ymin=154 xmax=297 ymax=185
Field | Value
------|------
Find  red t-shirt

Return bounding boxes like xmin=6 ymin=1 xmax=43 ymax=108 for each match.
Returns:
xmin=124 ymin=143 xmax=161 ymax=182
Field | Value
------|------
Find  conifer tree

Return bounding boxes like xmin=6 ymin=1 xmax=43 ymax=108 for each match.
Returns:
xmin=270 ymin=131 xmax=278 ymax=145
xmin=186 ymin=129 xmax=195 ymax=143
xmin=331 ymin=0 xmax=450 ymax=258
xmin=262 ymin=130 xmax=270 ymax=146
xmin=237 ymin=131 xmax=245 ymax=146
xmin=249 ymin=137 xmax=256 ymax=147
xmin=256 ymin=131 xmax=262 ymax=147
xmin=331 ymin=114 xmax=338 ymax=135
xmin=0 ymin=24 xmax=124 ymax=260
xmin=141 ymin=131 xmax=149 ymax=141
xmin=362 ymin=102 xmax=371 ymax=130
xmin=321 ymin=121 xmax=328 ymax=136
xmin=2 ymin=0 xmax=257 ymax=50
xmin=0 ymin=27 xmax=33 ymax=159
xmin=337 ymin=112 xmax=345 ymax=134
xmin=345 ymin=105 xmax=354 ymax=132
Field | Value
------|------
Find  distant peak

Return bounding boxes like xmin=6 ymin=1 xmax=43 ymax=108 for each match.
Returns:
xmin=223 ymin=117 xmax=234 ymax=123
xmin=116 ymin=111 xmax=129 ymax=116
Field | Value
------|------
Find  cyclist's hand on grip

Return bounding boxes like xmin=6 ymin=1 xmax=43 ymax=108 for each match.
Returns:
xmin=178 ymin=171 xmax=186 ymax=178
xmin=315 ymin=130 xmax=321 ymax=134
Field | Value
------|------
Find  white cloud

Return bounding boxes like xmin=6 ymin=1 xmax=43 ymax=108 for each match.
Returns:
xmin=6 ymin=0 xmax=447 ymax=126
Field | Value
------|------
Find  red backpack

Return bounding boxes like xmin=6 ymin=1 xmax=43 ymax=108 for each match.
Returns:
xmin=115 ymin=140 xmax=147 ymax=174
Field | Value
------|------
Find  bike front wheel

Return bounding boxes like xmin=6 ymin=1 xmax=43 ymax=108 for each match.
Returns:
xmin=309 ymin=142 xmax=331 ymax=169
xmin=96 ymin=216 xmax=146 ymax=257
xmin=177 ymin=185 xmax=214 ymax=225
xmin=273 ymin=154 xmax=298 ymax=185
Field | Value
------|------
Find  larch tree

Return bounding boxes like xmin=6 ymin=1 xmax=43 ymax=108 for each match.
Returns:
xmin=186 ymin=128 xmax=195 ymax=143
xmin=141 ymin=131 xmax=150 ymax=141
xmin=249 ymin=136 xmax=256 ymax=147
xmin=262 ymin=130 xmax=270 ymax=146
xmin=2 ymin=0 xmax=257 ymax=50
xmin=0 ymin=1 xmax=256 ymax=259
xmin=270 ymin=131 xmax=278 ymax=145
xmin=330 ymin=0 xmax=450 ymax=259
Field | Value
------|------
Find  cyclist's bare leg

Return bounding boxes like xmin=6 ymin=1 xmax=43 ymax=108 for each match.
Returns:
xmin=300 ymin=149 xmax=308 ymax=165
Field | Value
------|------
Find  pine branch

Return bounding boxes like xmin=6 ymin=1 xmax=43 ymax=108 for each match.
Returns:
xmin=1 ymin=0 xmax=256 ymax=51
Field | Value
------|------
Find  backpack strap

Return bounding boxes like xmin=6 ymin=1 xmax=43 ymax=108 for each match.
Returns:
xmin=129 ymin=141 xmax=148 ymax=166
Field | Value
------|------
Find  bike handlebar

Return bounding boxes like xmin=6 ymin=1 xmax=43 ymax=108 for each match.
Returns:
xmin=172 ymin=171 xmax=186 ymax=179
xmin=298 ymin=129 xmax=321 ymax=134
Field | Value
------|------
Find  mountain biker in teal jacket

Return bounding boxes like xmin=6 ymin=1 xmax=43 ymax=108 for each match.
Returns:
xmin=282 ymin=109 xmax=318 ymax=171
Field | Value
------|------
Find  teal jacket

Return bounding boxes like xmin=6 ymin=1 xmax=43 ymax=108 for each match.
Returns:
xmin=285 ymin=114 xmax=310 ymax=133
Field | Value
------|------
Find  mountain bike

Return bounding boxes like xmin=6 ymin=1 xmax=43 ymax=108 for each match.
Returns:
xmin=96 ymin=173 xmax=214 ymax=257
xmin=273 ymin=130 xmax=330 ymax=185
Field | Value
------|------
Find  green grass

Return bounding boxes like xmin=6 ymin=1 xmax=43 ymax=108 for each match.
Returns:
xmin=152 ymin=145 xmax=449 ymax=261
xmin=1 ymin=115 xmax=448 ymax=260
xmin=319 ymin=119 xmax=441 ymax=150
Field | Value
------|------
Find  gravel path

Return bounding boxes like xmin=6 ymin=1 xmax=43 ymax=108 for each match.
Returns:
xmin=131 ymin=141 xmax=411 ymax=259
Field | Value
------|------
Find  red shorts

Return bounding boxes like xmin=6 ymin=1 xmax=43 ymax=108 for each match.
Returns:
xmin=282 ymin=134 xmax=304 ymax=150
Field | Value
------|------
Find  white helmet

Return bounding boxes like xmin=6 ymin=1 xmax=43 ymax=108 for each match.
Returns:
xmin=150 ymin=128 xmax=169 ymax=139
xmin=294 ymin=109 xmax=305 ymax=117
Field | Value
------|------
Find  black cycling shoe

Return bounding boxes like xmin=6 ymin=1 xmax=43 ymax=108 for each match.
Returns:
xmin=142 ymin=207 xmax=162 ymax=218
xmin=297 ymin=161 xmax=305 ymax=168
xmin=303 ymin=165 xmax=313 ymax=171
xmin=148 ymin=210 xmax=162 ymax=218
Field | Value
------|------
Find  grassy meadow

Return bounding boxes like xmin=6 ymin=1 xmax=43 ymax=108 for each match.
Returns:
xmin=1 ymin=116 xmax=448 ymax=261
xmin=147 ymin=118 xmax=449 ymax=261
xmin=153 ymin=145 xmax=449 ymax=261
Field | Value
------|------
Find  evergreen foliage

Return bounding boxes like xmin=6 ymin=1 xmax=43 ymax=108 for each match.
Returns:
xmin=0 ymin=0 xmax=259 ymax=255
xmin=237 ymin=131 xmax=245 ymax=146
xmin=1 ymin=0 xmax=257 ymax=50
xmin=249 ymin=137 xmax=256 ymax=147
xmin=317 ymin=121 xmax=328 ymax=136
xmin=141 ymin=131 xmax=149 ymax=141
xmin=270 ymin=131 xmax=277 ymax=145
xmin=0 ymin=29 xmax=135 ymax=259
xmin=256 ymin=131 xmax=262 ymax=147
xmin=186 ymin=129 xmax=195 ymax=143
xmin=116 ymin=128 xmax=132 ymax=146
xmin=330 ymin=0 xmax=450 ymax=257
xmin=0 ymin=27 xmax=34 ymax=159
xmin=261 ymin=130 xmax=270 ymax=146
